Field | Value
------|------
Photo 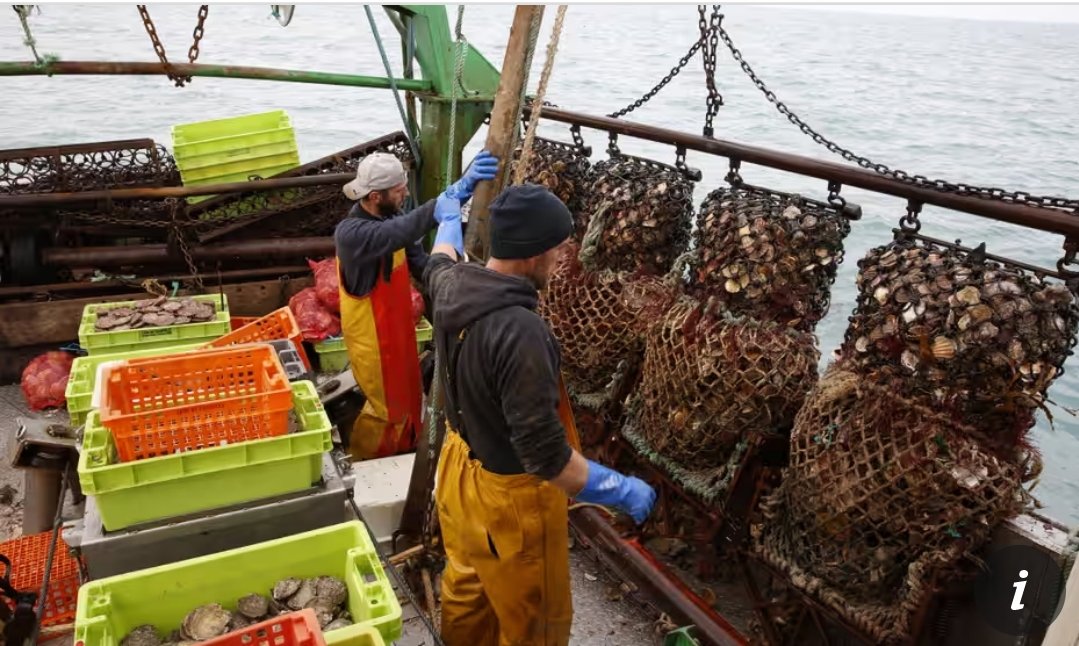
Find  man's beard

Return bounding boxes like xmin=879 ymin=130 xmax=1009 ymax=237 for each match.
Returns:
xmin=376 ymin=198 xmax=398 ymax=217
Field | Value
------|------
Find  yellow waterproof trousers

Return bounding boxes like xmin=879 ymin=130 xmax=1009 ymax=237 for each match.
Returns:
xmin=436 ymin=377 xmax=582 ymax=646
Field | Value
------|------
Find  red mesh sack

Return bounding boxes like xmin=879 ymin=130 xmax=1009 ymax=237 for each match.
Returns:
xmin=21 ymin=351 xmax=75 ymax=411
xmin=308 ymin=257 xmax=340 ymax=314
xmin=411 ymin=286 xmax=425 ymax=325
xmin=289 ymin=287 xmax=341 ymax=341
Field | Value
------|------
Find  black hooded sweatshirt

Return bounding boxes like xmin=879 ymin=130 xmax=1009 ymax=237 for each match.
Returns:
xmin=423 ymin=253 xmax=573 ymax=480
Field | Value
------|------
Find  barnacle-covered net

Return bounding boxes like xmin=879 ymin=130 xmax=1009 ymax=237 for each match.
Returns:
xmin=753 ymin=368 xmax=1037 ymax=643
xmin=838 ymin=236 xmax=1079 ymax=444
xmin=636 ymin=297 xmax=821 ymax=471
xmin=688 ymin=185 xmax=852 ymax=331
xmin=509 ymin=137 xmax=593 ymax=240
xmin=580 ymin=155 xmax=695 ymax=276
xmin=538 ymin=241 xmax=678 ymax=399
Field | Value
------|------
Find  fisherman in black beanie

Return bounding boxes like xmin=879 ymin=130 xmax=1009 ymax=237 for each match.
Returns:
xmin=422 ymin=183 xmax=656 ymax=645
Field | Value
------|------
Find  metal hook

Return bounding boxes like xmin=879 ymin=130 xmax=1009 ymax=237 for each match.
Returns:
xmin=826 ymin=180 xmax=862 ymax=220
xmin=725 ymin=158 xmax=743 ymax=186
xmin=569 ymin=124 xmax=592 ymax=157
xmin=674 ymin=145 xmax=702 ymax=182
xmin=607 ymin=131 xmax=621 ymax=157
xmin=899 ymin=199 xmax=923 ymax=234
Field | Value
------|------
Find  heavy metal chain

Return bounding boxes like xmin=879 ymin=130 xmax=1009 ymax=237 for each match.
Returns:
xmin=699 ymin=5 xmax=724 ymax=137
xmin=716 ymin=21 xmax=1079 ymax=213
xmin=606 ymin=39 xmax=703 ymax=119
xmin=137 ymin=5 xmax=208 ymax=87
xmin=607 ymin=5 xmax=723 ymax=122
xmin=167 ymin=198 xmax=204 ymax=290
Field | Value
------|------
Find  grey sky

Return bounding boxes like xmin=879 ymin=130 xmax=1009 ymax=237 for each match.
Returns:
xmin=772 ymin=3 xmax=1079 ymax=24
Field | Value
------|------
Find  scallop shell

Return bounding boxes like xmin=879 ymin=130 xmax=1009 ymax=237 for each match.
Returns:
xmin=237 ymin=593 xmax=270 ymax=619
xmin=781 ymin=205 xmax=801 ymax=220
xmin=273 ymin=578 xmax=302 ymax=601
xmin=932 ymin=337 xmax=957 ymax=360
xmin=228 ymin=612 xmax=254 ymax=632
xmin=181 ymin=604 xmax=231 ymax=641
xmin=855 ymin=337 xmax=869 ymax=353
xmin=121 ymin=625 xmax=162 ymax=646
xmin=314 ymin=576 xmax=348 ymax=607
xmin=901 ymin=350 xmax=919 ymax=372
xmin=305 ymin=597 xmax=338 ymax=628
xmin=725 ymin=279 xmax=742 ymax=294
xmin=874 ymin=287 xmax=889 ymax=304
xmin=956 ymin=286 xmax=981 ymax=306
xmin=325 ymin=618 xmax=353 ymax=632
xmin=287 ymin=578 xmax=318 ymax=611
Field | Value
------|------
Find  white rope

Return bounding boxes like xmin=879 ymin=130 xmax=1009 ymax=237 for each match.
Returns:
xmin=446 ymin=5 xmax=468 ymax=177
xmin=514 ymin=5 xmax=568 ymax=185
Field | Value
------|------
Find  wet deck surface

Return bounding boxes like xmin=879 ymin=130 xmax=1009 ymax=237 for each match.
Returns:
xmin=0 ymin=384 xmax=658 ymax=645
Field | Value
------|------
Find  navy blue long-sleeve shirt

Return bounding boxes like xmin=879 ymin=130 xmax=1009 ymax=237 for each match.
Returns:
xmin=334 ymin=200 xmax=437 ymax=298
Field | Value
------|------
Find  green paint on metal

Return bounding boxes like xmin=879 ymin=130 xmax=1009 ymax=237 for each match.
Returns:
xmin=387 ymin=6 xmax=500 ymax=204
xmin=0 ymin=61 xmax=432 ymax=91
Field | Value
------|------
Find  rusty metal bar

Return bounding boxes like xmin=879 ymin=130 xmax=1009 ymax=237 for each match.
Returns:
xmin=528 ymin=106 xmax=1079 ymax=238
xmin=41 ymin=237 xmax=334 ymax=267
xmin=0 ymin=61 xmax=432 ymax=92
xmin=0 ymin=265 xmax=310 ymax=299
xmin=0 ymin=173 xmax=354 ymax=207
xmin=570 ymin=507 xmax=746 ymax=646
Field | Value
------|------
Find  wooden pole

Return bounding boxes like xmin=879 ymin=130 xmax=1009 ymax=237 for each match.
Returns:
xmin=465 ymin=5 xmax=545 ymax=260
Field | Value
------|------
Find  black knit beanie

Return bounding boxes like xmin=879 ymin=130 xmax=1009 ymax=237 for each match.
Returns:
xmin=489 ymin=183 xmax=573 ymax=260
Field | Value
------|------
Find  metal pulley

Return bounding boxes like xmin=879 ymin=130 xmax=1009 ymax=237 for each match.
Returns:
xmin=271 ymin=5 xmax=295 ymax=26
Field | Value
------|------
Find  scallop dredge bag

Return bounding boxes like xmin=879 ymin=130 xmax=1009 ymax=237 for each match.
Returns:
xmin=509 ymin=136 xmax=594 ymax=241
xmin=688 ymin=185 xmax=852 ymax=331
xmin=538 ymin=240 xmax=678 ymax=401
xmin=839 ymin=236 xmax=1079 ymax=443
xmin=628 ymin=295 xmax=820 ymax=475
xmin=753 ymin=368 xmax=1038 ymax=644
xmin=579 ymin=154 xmax=695 ymax=276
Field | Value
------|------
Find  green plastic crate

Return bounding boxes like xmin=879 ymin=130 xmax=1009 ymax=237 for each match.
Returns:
xmin=326 ymin=624 xmax=386 ymax=646
xmin=78 ymin=380 xmax=331 ymax=531
xmin=78 ymin=294 xmax=230 ymax=355
xmin=313 ymin=318 xmax=432 ymax=373
xmin=313 ymin=337 xmax=349 ymax=373
xmin=172 ymin=110 xmax=300 ymax=204
xmin=65 ymin=343 xmax=204 ymax=428
xmin=74 ymin=521 xmax=402 ymax=646
xmin=415 ymin=317 xmax=432 ymax=348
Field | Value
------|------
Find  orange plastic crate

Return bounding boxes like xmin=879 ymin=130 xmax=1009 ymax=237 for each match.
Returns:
xmin=100 ymin=344 xmax=293 ymax=462
xmin=230 ymin=316 xmax=260 ymax=331
xmin=206 ymin=307 xmax=311 ymax=370
xmin=0 ymin=531 xmax=81 ymax=633
xmin=202 ymin=609 xmax=327 ymax=646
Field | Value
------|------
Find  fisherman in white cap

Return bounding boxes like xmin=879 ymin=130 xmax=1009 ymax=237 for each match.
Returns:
xmin=334 ymin=150 xmax=497 ymax=461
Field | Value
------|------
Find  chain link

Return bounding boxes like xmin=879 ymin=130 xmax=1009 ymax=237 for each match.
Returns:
xmin=167 ymin=198 xmax=203 ymax=290
xmin=137 ymin=5 xmax=208 ymax=88
xmin=899 ymin=199 xmax=923 ymax=235
xmin=188 ymin=5 xmax=208 ymax=64
xmin=607 ymin=39 xmax=703 ymax=119
xmin=699 ymin=5 xmax=724 ymax=137
xmin=716 ymin=20 xmax=1079 ymax=212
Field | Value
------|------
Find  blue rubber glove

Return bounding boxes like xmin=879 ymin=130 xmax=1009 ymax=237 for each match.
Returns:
xmin=434 ymin=195 xmax=464 ymax=256
xmin=575 ymin=460 xmax=657 ymax=525
xmin=443 ymin=150 xmax=499 ymax=203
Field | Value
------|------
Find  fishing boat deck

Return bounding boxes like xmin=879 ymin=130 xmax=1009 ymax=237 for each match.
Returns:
xmin=0 ymin=383 xmax=659 ymax=646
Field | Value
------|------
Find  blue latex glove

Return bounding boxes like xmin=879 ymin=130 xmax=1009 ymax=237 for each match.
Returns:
xmin=443 ymin=150 xmax=499 ymax=203
xmin=575 ymin=460 xmax=657 ymax=525
xmin=434 ymin=195 xmax=464 ymax=256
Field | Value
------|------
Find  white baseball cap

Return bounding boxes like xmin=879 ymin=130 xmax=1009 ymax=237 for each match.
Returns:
xmin=343 ymin=152 xmax=407 ymax=201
